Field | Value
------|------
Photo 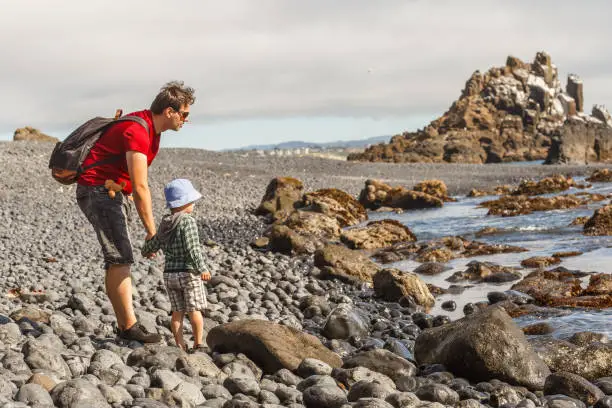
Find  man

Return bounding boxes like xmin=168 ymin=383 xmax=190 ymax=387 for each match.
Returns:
xmin=76 ymin=81 xmax=195 ymax=343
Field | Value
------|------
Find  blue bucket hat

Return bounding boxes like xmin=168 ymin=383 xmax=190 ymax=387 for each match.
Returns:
xmin=164 ymin=179 xmax=202 ymax=209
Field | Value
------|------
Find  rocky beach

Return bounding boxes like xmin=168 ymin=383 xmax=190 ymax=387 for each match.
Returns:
xmin=0 ymin=140 xmax=611 ymax=408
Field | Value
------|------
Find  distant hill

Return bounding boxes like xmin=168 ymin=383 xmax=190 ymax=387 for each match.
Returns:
xmin=228 ymin=135 xmax=390 ymax=151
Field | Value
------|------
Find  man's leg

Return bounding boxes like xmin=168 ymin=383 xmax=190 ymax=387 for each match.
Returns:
xmin=105 ymin=264 xmax=137 ymax=331
xmin=78 ymin=187 xmax=160 ymax=343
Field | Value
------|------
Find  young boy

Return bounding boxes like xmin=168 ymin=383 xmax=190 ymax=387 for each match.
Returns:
xmin=142 ymin=178 xmax=211 ymax=351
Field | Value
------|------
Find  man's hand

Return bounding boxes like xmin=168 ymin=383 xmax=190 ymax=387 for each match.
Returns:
xmin=144 ymin=233 xmax=157 ymax=258
xmin=201 ymin=271 xmax=211 ymax=281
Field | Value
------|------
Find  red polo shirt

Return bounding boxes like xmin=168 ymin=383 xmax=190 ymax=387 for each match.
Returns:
xmin=78 ymin=110 xmax=160 ymax=194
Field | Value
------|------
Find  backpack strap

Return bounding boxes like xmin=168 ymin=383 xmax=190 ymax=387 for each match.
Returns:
xmin=79 ymin=115 xmax=150 ymax=173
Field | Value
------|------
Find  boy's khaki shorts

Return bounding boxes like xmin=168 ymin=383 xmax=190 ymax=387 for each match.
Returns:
xmin=163 ymin=272 xmax=207 ymax=312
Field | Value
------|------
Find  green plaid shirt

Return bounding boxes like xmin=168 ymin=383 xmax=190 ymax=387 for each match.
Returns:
xmin=141 ymin=214 xmax=208 ymax=274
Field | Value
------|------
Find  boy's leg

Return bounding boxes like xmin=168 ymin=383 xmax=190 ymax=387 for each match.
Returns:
xmin=165 ymin=273 xmax=188 ymax=349
xmin=188 ymin=310 xmax=204 ymax=347
xmin=171 ymin=311 xmax=186 ymax=350
xmin=182 ymin=272 xmax=207 ymax=347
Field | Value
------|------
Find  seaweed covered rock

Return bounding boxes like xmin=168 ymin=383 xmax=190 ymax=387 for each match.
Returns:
xmin=359 ymin=179 xmax=443 ymax=210
xmin=301 ymin=188 xmax=367 ymax=227
xmin=584 ymin=204 xmax=612 ymax=236
xmin=341 ymin=219 xmax=416 ymax=250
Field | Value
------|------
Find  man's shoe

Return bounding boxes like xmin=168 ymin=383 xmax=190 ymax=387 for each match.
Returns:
xmin=118 ymin=323 xmax=161 ymax=343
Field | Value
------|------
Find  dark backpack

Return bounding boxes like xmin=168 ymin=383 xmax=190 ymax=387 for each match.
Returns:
xmin=48 ymin=111 xmax=149 ymax=185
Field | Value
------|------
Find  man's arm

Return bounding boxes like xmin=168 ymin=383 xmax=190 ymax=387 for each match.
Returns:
xmin=126 ymin=151 xmax=156 ymax=239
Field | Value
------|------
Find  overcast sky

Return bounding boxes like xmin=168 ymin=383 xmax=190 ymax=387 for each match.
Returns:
xmin=0 ymin=0 xmax=610 ymax=150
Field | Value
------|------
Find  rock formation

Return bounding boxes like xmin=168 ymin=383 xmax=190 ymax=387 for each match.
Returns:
xmin=13 ymin=127 xmax=58 ymax=143
xmin=545 ymin=116 xmax=612 ymax=164
xmin=349 ymin=52 xmax=611 ymax=164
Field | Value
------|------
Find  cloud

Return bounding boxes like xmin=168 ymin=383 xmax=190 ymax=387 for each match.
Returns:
xmin=0 ymin=0 xmax=611 ymax=136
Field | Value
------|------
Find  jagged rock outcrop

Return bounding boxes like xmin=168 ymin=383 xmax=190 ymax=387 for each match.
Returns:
xmin=13 ymin=127 xmax=58 ymax=143
xmin=545 ymin=116 xmax=612 ymax=164
xmin=349 ymin=52 xmax=610 ymax=164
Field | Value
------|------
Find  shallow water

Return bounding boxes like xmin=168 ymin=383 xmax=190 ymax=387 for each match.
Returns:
xmin=367 ymin=179 xmax=612 ymax=338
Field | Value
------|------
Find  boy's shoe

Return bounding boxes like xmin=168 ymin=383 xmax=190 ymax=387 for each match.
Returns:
xmin=118 ymin=323 xmax=162 ymax=343
xmin=188 ymin=344 xmax=208 ymax=354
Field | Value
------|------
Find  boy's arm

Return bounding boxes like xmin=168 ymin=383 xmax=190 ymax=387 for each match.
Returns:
xmin=181 ymin=216 xmax=209 ymax=273
xmin=141 ymin=234 xmax=161 ymax=257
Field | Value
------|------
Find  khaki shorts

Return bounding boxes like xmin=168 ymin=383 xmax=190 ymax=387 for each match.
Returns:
xmin=164 ymin=272 xmax=207 ymax=312
xmin=77 ymin=184 xmax=134 ymax=270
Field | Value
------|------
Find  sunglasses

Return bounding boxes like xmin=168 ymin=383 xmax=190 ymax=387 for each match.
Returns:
xmin=172 ymin=108 xmax=190 ymax=120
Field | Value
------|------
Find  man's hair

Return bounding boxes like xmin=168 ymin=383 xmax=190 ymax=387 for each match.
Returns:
xmin=150 ymin=81 xmax=196 ymax=114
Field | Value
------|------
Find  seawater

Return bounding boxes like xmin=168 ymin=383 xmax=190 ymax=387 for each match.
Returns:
xmin=365 ymin=178 xmax=612 ymax=338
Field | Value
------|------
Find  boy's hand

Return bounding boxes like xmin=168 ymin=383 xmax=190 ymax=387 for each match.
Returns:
xmin=145 ymin=251 xmax=157 ymax=259
xmin=201 ymin=271 xmax=211 ymax=281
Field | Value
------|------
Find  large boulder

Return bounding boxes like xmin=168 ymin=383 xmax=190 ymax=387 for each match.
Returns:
xmin=301 ymin=188 xmax=367 ymax=227
xmin=267 ymin=224 xmax=319 ymax=255
xmin=255 ymin=177 xmax=304 ymax=222
xmin=314 ymin=244 xmax=380 ymax=284
xmin=414 ymin=306 xmax=550 ymax=390
xmin=372 ymin=268 xmax=435 ymax=310
xmin=13 ymin=127 xmax=58 ymax=143
xmin=206 ymin=319 xmax=342 ymax=373
xmin=266 ymin=210 xmax=342 ymax=255
xmin=341 ymin=219 xmax=416 ymax=250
